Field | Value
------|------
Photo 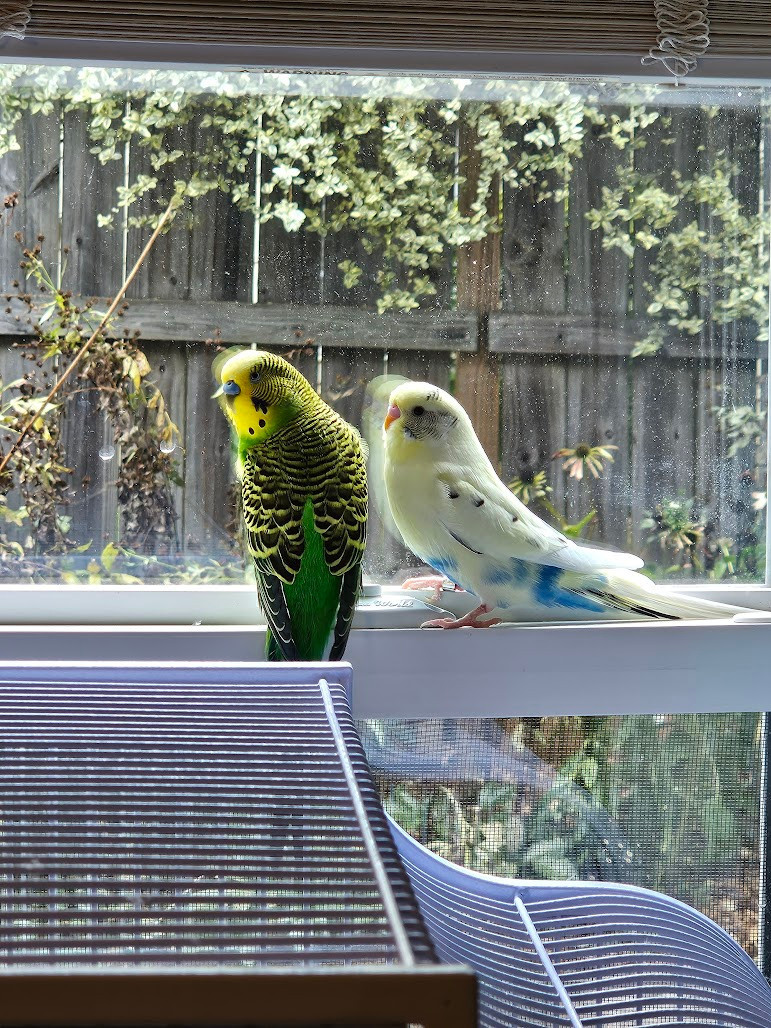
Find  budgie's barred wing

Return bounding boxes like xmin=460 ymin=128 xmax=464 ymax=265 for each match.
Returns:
xmin=311 ymin=425 xmax=368 ymax=576
xmin=328 ymin=565 xmax=363 ymax=661
xmin=312 ymin=425 xmax=367 ymax=661
xmin=241 ymin=449 xmax=305 ymax=660
xmin=255 ymin=572 xmax=300 ymax=661
xmin=241 ymin=422 xmax=367 ymax=659
xmin=242 ymin=448 xmax=305 ymax=582
xmin=242 ymin=424 xmax=366 ymax=579
xmin=434 ymin=463 xmax=642 ymax=573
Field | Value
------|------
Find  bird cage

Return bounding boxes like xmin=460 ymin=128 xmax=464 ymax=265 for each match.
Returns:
xmin=0 ymin=662 xmax=475 ymax=1028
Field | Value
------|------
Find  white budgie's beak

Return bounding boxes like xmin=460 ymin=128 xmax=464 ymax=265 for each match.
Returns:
xmin=384 ymin=402 xmax=401 ymax=431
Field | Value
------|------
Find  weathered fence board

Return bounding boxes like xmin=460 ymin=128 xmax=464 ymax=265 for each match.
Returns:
xmin=180 ymin=339 xmax=235 ymax=558
xmin=0 ymin=107 xmax=63 ymax=546
xmin=710 ymin=109 xmax=763 ymax=548
xmin=319 ymin=170 xmax=401 ymax=578
xmin=499 ymin=355 xmax=569 ymax=518
xmin=386 ymin=349 xmax=454 ymax=387
xmin=119 ymin=106 xmax=258 ymax=553
xmin=630 ymin=358 xmax=698 ymax=549
xmin=501 ymin=127 xmax=565 ymax=316
xmin=564 ymin=356 xmax=631 ymax=542
xmin=489 ymin=314 xmax=765 ymax=359
xmin=567 ymin=110 xmax=631 ymax=322
xmin=258 ymin=138 xmax=323 ymax=310
xmin=0 ymin=297 xmax=480 ymax=353
xmin=453 ymin=117 xmax=502 ymax=466
xmin=630 ymin=108 xmax=698 ymax=552
xmin=257 ymin=127 xmax=325 ymax=399
xmin=562 ymin=108 xmax=633 ymax=538
xmin=126 ymin=116 xmax=254 ymax=305
xmin=59 ymin=107 xmax=128 ymax=548
xmin=149 ymin=340 xmax=187 ymax=554
xmin=61 ymin=110 xmax=124 ymax=296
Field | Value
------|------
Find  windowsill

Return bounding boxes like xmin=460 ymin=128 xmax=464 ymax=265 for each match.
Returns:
xmin=0 ymin=602 xmax=770 ymax=719
xmin=0 ymin=582 xmax=769 ymax=626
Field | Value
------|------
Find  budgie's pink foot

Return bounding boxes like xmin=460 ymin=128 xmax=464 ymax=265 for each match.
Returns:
xmin=421 ymin=603 xmax=501 ymax=630
xmin=401 ymin=574 xmax=458 ymax=604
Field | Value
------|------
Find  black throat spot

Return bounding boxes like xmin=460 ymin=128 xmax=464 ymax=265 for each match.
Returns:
xmin=251 ymin=398 xmax=269 ymax=416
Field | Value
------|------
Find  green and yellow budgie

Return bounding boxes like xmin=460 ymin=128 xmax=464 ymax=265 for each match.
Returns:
xmin=216 ymin=349 xmax=367 ymax=661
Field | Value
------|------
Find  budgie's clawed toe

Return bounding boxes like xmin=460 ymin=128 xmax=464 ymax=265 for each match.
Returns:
xmin=421 ymin=602 xmax=501 ymax=630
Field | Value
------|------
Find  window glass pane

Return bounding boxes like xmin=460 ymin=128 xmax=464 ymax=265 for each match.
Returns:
xmin=0 ymin=67 xmax=767 ymax=586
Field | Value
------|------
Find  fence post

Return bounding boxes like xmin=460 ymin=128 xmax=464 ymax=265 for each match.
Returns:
xmin=455 ymin=116 xmax=502 ymax=467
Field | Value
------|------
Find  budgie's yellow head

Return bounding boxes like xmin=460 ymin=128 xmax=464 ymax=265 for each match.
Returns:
xmin=215 ymin=349 xmax=316 ymax=448
xmin=383 ymin=380 xmax=471 ymax=460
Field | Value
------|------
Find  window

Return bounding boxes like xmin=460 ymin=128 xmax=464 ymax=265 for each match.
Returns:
xmin=3 ymin=37 xmax=771 ymax=975
xmin=0 ymin=65 xmax=769 ymax=610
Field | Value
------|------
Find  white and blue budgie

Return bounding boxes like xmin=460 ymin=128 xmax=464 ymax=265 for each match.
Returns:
xmin=382 ymin=380 xmax=753 ymax=627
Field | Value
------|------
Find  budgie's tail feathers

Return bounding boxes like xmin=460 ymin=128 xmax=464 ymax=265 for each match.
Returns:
xmin=588 ymin=568 xmax=750 ymax=621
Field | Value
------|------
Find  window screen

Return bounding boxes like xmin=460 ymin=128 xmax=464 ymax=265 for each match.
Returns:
xmin=361 ymin=714 xmax=764 ymax=961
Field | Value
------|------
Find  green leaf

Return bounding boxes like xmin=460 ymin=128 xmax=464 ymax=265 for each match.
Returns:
xmin=101 ymin=541 xmax=120 ymax=573
xmin=562 ymin=510 xmax=596 ymax=539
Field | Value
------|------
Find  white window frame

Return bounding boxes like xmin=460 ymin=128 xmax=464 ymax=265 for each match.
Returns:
xmin=0 ymin=37 xmax=770 ymax=707
xmin=3 ymin=29 xmax=771 ymax=974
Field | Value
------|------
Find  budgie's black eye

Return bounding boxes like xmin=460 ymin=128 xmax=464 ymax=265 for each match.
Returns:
xmin=413 ymin=405 xmax=425 ymax=417
xmin=249 ymin=368 xmax=261 ymax=384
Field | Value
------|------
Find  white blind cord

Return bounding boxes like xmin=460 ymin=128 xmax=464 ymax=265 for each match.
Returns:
xmin=643 ymin=0 xmax=710 ymax=78
xmin=0 ymin=1 xmax=30 ymax=38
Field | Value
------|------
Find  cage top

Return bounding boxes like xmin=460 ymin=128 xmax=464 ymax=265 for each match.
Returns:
xmin=0 ymin=670 xmax=435 ymax=971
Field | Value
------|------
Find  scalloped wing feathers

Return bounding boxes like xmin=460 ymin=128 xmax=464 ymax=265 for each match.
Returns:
xmin=242 ymin=413 xmax=367 ymax=584
xmin=241 ymin=401 xmax=367 ymax=660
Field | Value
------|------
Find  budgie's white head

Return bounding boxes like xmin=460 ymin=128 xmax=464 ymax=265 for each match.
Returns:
xmin=383 ymin=380 xmax=476 ymax=460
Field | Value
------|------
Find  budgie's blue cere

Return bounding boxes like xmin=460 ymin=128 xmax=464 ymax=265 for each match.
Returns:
xmin=382 ymin=381 xmax=752 ymax=628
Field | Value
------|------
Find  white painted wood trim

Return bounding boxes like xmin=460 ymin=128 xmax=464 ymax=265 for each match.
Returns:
xmin=1 ymin=617 xmax=770 ymax=718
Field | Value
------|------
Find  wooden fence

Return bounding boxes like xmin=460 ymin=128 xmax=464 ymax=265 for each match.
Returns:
xmin=0 ymin=98 xmax=765 ymax=578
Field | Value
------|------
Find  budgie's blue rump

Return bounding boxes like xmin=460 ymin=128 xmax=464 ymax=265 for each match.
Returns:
xmin=430 ymin=554 xmax=622 ymax=618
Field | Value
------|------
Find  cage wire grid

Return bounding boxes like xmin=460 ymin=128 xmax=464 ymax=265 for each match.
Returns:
xmin=0 ymin=669 xmax=474 ymax=1028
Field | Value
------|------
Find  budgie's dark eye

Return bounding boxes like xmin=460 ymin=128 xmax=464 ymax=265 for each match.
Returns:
xmin=413 ymin=405 xmax=425 ymax=417
xmin=249 ymin=367 xmax=261 ymax=384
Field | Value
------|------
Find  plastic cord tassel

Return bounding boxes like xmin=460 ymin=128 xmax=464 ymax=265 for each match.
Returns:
xmin=0 ymin=1 xmax=30 ymax=38
xmin=643 ymin=0 xmax=710 ymax=78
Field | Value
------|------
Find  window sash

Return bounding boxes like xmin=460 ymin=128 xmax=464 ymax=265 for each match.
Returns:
xmin=3 ymin=42 xmax=771 ymax=87
xmin=0 ymin=43 xmax=769 ymax=607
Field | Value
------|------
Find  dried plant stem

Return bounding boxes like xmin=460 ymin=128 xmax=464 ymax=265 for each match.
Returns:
xmin=0 ymin=196 xmax=179 ymax=477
